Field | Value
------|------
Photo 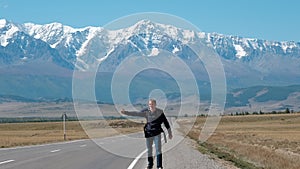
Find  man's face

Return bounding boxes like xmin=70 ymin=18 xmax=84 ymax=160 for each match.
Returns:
xmin=148 ymin=101 xmax=156 ymax=112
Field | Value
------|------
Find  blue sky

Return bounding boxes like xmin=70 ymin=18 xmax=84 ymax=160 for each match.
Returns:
xmin=0 ymin=0 xmax=299 ymax=42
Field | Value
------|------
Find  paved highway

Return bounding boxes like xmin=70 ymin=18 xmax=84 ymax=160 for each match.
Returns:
xmin=0 ymin=133 xmax=149 ymax=169
xmin=0 ymin=120 xmax=228 ymax=169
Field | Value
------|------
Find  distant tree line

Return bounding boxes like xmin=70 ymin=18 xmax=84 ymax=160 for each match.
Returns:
xmin=229 ymin=108 xmax=298 ymax=116
xmin=0 ymin=116 xmax=127 ymax=123
xmin=191 ymin=108 xmax=299 ymax=117
xmin=0 ymin=117 xmax=78 ymax=123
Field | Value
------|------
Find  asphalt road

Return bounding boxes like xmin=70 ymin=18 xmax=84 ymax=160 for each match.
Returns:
xmin=0 ymin=120 xmax=229 ymax=169
xmin=0 ymin=133 xmax=149 ymax=169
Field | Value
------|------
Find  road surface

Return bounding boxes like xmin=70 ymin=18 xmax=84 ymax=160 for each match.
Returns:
xmin=0 ymin=123 xmax=230 ymax=169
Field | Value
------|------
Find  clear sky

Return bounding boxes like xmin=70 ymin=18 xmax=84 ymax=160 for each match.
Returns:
xmin=0 ymin=0 xmax=299 ymax=42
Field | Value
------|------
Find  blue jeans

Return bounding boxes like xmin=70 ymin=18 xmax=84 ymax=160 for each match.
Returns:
xmin=146 ymin=134 xmax=162 ymax=168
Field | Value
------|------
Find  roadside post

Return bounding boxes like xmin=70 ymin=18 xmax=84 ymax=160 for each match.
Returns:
xmin=62 ymin=113 xmax=67 ymax=141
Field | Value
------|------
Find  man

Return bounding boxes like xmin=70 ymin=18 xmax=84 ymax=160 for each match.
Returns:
xmin=121 ymin=99 xmax=173 ymax=169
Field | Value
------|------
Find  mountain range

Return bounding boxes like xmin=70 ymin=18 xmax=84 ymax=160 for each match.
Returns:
xmin=1 ymin=18 xmax=300 ymax=112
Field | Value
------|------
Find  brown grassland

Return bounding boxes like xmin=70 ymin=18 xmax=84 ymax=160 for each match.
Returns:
xmin=179 ymin=113 xmax=300 ymax=169
xmin=0 ymin=119 xmax=143 ymax=148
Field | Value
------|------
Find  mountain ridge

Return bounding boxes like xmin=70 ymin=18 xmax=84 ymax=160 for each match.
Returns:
xmin=1 ymin=18 xmax=300 ymax=68
xmin=1 ymin=18 xmax=300 ymax=84
xmin=1 ymin=18 xmax=300 ymax=111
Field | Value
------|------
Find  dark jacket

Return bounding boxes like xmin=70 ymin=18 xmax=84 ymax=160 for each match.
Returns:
xmin=123 ymin=108 xmax=171 ymax=138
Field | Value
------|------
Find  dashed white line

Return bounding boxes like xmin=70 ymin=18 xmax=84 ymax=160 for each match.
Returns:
xmin=0 ymin=159 xmax=15 ymax=165
xmin=80 ymin=144 xmax=87 ymax=147
xmin=50 ymin=149 xmax=61 ymax=153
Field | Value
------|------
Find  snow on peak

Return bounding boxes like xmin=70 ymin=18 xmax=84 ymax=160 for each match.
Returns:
xmin=2 ymin=18 xmax=300 ymax=67
xmin=281 ymin=41 xmax=297 ymax=53
xmin=135 ymin=19 xmax=154 ymax=26
xmin=24 ymin=22 xmax=75 ymax=46
xmin=0 ymin=20 xmax=21 ymax=47
xmin=233 ymin=44 xmax=247 ymax=58
xmin=149 ymin=47 xmax=160 ymax=56
xmin=120 ymin=20 xmax=199 ymax=45
xmin=76 ymin=26 xmax=104 ymax=57
xmin=0 ymin=19 xmax=7 ymax=29
xmin=172 ymin=45 xmax=180 ymax=54
xmin=129 ymin=20 xmax=158 ymax=34
xmin=24 ymin=21 xmax=103 ymax=49
xmin=107 ymin=20 xmax=162 ymax=46
xmin=182 ymin=29 xmax=195 ymax=43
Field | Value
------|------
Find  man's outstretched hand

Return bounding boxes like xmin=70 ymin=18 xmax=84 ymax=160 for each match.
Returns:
xmin=168 ymin=131 xmax=173 ymax=140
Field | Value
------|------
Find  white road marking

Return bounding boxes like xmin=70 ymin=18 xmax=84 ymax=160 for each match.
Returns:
xmin=127 ymin=149 xmax=147 ymax=169
xmin=80 ymin=144 xmax=87 ymax=147
xmin=127 ymin=139 xmax=163 ymax=169
xmin=0 ymin=159 xmax=15 ymax=165
xmin=127 ymin=130 xmax=172 ymax=169
xmin=50 ymin=149 xmax=61 ymax=153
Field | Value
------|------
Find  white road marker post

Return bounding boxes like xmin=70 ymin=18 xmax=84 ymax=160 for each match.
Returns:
xmin=62 ymin=113 xmax=67 ymax=141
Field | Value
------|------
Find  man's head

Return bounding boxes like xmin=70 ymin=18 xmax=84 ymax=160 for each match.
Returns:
xmin=148 ymin=99 xmax=156 ymax=112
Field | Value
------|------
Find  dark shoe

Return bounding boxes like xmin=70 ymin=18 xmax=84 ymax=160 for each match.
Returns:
xmin=157 ymin=154 xmax=162 ymax=168
xmin=147 ymin=156 xmax=153 ymax=169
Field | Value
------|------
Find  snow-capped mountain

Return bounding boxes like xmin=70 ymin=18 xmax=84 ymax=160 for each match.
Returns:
xmin=1 ymin=18 xmax=300 ymax=103
xmin=1 ymin=18 xmax=300 ymax=67
xmin=1 ymin=18 xmax=299 ymax=79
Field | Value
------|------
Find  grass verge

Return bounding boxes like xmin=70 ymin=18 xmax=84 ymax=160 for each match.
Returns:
xmin=0 ymin=119 xmax=143 ymax=148
xmin=178 ymin=114 xmax=300 ymax=169
xmin=197 ymin=142 xmax=259 ymax=169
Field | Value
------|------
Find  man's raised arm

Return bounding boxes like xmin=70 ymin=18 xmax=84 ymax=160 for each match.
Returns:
xmin=121 ymin=108 xmax=147 ymax=117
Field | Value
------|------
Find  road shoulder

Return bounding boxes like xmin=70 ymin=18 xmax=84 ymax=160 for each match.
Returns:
xmin=162 ymin=130 xmax=239 ymax=169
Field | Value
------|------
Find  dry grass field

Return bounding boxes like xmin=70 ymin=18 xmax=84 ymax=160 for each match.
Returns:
xmin=0 ymin=119 xmax=143 ymax=148
xmin=179 ymin=113 xmax=300 ymax=169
